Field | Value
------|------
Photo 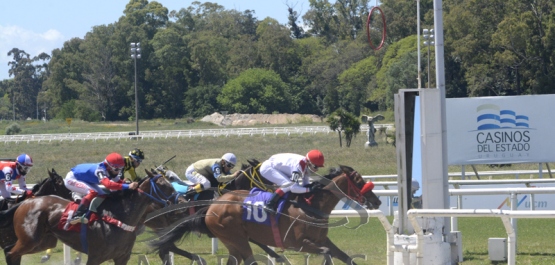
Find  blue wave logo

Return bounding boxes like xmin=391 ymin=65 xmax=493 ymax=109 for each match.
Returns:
xmin=477 ymin=104 xmax=529 ymax=130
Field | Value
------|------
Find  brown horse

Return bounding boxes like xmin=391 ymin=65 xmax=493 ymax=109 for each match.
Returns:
xmin=145 ymin=162 xmax=280 ymax=264
xmin=150 ymin=165 xmax=381 ymax=265
xmin=0 ymin=169 xmax=175 ymax=265
xmin=0 ymin=169 xmax=73 ymax=260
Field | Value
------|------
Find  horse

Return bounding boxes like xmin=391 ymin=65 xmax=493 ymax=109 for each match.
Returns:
xmin=0 ymin=169 xmax=176 ymax=265
xmin=0 ymin=169 xmax=73 ymax=262
xmin=150 ymin=165 xmax=381 ymax=265
xmin=145 ymin=161 xmax=280 ymax=264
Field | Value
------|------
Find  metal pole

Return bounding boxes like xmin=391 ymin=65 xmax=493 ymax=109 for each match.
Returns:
xmin=427 ymin=44 xmax=431 ymax=88
xmin=417 ymin=0 xmax=422 ymax=89
xmin=134 ymin=56 xmax=139 ymax=136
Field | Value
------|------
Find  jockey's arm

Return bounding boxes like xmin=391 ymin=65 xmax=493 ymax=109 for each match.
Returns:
xmin=217 ymin=171 xmax=238 ymax=182
xmin=97 ymin=170 xmax=131 ymax=191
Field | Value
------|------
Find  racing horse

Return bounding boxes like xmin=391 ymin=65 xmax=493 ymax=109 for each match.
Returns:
xmin=0 ymin=169 xmax=175 ymax=265
xmin=150 ymin=165 xmax=381 ymax=265
xmin=146 ymin=161 xmax=280 ymax=264
xmin=0 ymin=169 xmax=73 ymax=260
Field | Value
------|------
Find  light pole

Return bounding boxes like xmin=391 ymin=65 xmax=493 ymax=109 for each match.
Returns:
xmin=423 ymin=28 xmax=434 ymax=88
xmin=130 ymin=42 xmax=141 ymax=135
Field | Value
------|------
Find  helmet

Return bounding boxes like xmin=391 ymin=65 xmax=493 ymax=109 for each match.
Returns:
xmin=306 ymin=150 xmax=324 ymax=167
xmin=221 ymin=153 xmax=237 ymax=166
xmin=16 ymin=154 xmax=33 ymax=175
xmin=104 ymin=152 xmax=125 ymax=172
xmin=411 ymin=180 xmax=420 ymax=192
xmin=129 ymin=148 xmax=145 ymax=162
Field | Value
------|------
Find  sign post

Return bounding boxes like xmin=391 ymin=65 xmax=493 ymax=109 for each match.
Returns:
xmin=66 ymin=118 xmax=72 ymax=134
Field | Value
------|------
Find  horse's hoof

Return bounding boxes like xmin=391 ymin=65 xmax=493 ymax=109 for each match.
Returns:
xmin=194 ymin=256 xmax=207 ymax=265
xmin=73 ymin=257 xmax=81 ymax=265
xmin=40 ymin=255 xmax=50 ymax=263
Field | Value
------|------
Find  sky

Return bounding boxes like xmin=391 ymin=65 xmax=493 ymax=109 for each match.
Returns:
xmin=0 ymin=0 xmax=312 ymax=81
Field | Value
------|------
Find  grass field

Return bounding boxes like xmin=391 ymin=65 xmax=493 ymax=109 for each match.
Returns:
xmin=0 ymin=118 xmax=554 ymax=264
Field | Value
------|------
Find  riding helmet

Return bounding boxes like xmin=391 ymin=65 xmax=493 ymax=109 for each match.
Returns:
xmin=306 ymin=150 xmax=325 ymax=167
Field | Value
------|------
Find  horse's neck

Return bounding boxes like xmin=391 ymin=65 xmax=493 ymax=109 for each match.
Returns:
xmin=112 ymin=194 xmax=152 ymax=226
xmin=313 ymin=180 xmax=350 ymax=214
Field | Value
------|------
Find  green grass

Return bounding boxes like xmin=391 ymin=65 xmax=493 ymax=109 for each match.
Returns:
xmin=1 ymin=118 xmax=554 ymax=264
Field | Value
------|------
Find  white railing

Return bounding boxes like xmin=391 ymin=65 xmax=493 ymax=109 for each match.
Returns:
xmin=0 ymin=124 xmax=394 ymax=143
xmin=407 ymin=209 xmax=555 ymax=265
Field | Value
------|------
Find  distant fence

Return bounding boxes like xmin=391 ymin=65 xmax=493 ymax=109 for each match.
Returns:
xmin=0 ymin=124 xmax=394 ymax=143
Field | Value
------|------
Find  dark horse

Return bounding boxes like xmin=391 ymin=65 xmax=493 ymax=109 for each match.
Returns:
xmin=150 ymin=165 xmax=381 ymax=265
xmin=0 ymin=169 xmax=175 ymax=265
xmin=0 ymin=169 xmax=73 ymax=260
xmin=145 ymin=160 xmax=280 ymax=264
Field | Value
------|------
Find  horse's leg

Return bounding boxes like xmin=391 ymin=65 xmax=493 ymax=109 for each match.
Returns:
xmin=219 ymin=238 xmax=253 ymax=265
xmin=249 ymin=239 xmax=286 ymax=263
xmin=112 ymin=255 xmax=131 ymax=265
xmin=4 ymin=248 xmax=21 ymax=265
xmin=321 ymin=237 xmax=357 ymax=265
xmin=166 ymin=243 xmax=206 ymax=264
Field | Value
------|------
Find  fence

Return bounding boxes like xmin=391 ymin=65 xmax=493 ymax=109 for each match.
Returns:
xmin=407 ymin=209 xmax=555 ymax=265
xmin=0 ymin=124 xmax=394 ymax=143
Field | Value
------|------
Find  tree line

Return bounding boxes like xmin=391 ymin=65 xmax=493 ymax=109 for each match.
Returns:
xmin=0 ymin=0 xmax=553 ymax=122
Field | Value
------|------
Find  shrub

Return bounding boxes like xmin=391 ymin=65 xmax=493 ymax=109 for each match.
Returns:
xmin=5 ymin=123 xmax=21 ymax=135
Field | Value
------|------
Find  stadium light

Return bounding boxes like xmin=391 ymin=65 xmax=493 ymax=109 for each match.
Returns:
xmin=423 ymin=29 xmax=434 ymax=88
xmin=130 ymin=42 xmax=141 ymax=135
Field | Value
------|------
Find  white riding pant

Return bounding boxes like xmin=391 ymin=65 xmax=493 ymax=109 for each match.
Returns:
xmin=64 ymin=172 xmax=108 ymax=199
xmin=0 ymin=181 xmax=12 ymax=199
xmin=185 ymin=164 xmax=211 ymax=189
xmin=260 ymin=161 xmax=308 ymax=194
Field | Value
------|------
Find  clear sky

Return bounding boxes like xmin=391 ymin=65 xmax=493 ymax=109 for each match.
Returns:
xmin=0 ymin=0 xmax=312 ymax=81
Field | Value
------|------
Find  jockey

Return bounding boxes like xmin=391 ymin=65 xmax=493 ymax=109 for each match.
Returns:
xmin=0 ymin=154 xmax=34 ymax=199
xmin=64 ymin=152 xmax=139 ymax=225
xmin=261 ymin=149 xmax=325 ymax=211
xmin=184 ymin=153 xmax=239 ymax=197
xmin=122 ymin=148 xmax=145 ymax=183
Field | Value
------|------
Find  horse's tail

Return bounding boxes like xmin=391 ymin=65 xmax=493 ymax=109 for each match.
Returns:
xmin=149 ymin=207 xmax=212 ymax=250
xmin=0 ymin=202 xmax=21 ymax=228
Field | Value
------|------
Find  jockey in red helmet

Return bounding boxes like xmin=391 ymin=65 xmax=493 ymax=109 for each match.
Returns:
xmin=260 ymin=149 xmax=325 ymax=211
xmin=64 ymin=152 xmax=139 ymax=225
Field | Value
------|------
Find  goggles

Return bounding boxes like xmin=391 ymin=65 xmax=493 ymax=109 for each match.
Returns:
xmin=308 ymin=161 xmax=320 ymax=171
xmin=130 ymin=155 xmax=142 ymax=163
xmin=225 ymin=162 xmax=235 ymax=169
xmin=108 ymin=166 xmax=123 ymax=172
xmin=19 ymin=165 xmax=32 ymax=173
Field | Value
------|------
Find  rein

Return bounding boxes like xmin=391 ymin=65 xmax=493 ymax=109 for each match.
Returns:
xmin=137 ymin=175 xmax=174 ymax=206
xmin=221 ymin=164 xmax=271 ymax=193
xmin=328 ymin=171 xmax=366 ymax=204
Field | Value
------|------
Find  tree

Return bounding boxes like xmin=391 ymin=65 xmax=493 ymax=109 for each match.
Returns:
xmin=218 ymin=68 xmax=293 ymax=114
xmin=326 ymin=108 xmax=361 ymax=147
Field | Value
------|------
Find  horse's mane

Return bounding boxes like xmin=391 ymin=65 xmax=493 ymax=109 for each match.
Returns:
xmin=31 ymin=178 xmax=49 ymax=193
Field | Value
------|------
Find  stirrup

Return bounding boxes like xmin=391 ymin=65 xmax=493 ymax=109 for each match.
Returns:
xmin=69 ymin=215 xmax=88 ymax=225
xmin=263 ymin=203 xmax=277 ymax=213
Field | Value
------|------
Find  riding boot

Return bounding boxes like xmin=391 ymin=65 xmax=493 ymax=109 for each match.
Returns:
xmin=264 ymin=192 xmax=282 ymax=212
xmin=69 ymin=203 xmax=89 ymax=225
xmin=184 ymin=183 xmax=203 ymax=200
xmin=69 ymin=192 xmax=95 ymax=225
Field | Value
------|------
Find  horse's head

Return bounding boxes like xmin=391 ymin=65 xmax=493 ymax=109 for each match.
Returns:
xmin=138 ymin=168 xmax=182 ymax=206
xmin=324 ymin=165 xmax=381 ymax=210
xmin=32 ymin=168 xmax=72 ymax=200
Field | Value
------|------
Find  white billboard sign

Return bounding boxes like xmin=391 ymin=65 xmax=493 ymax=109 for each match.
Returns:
xmin=446 ymin=95 xmax=555 ymax=165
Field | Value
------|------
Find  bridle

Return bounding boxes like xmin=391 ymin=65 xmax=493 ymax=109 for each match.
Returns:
xmin=137 ymin=175 xmax=178 ymax=207
xmin=331 ymin=170 xmax=372 ymax=205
